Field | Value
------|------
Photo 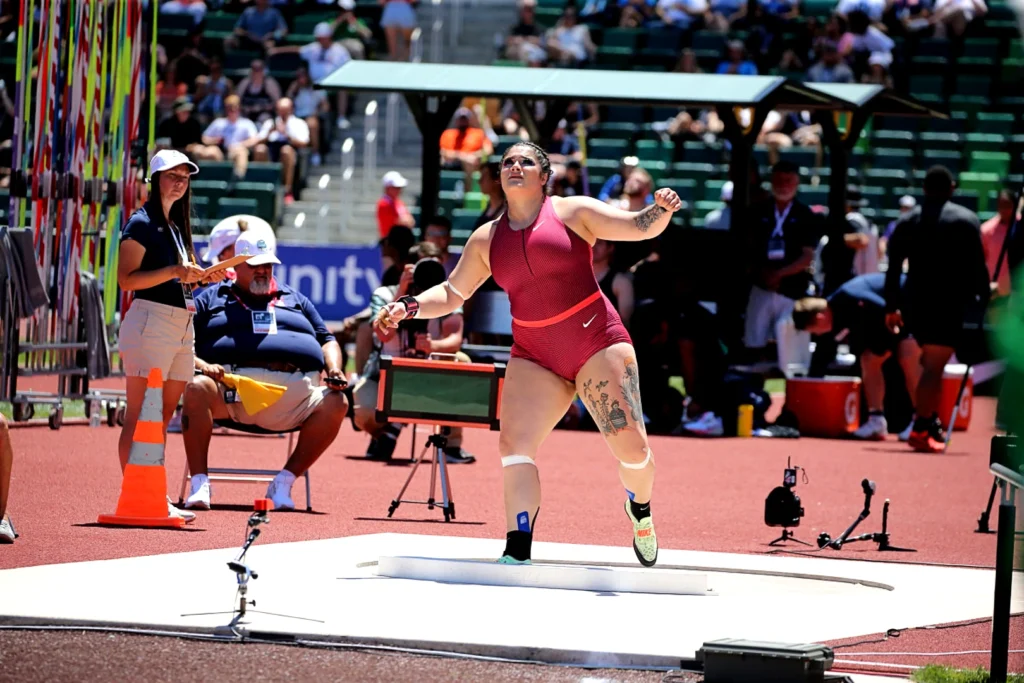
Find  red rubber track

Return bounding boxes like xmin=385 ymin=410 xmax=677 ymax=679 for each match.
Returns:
xmin=2 ymin=376 xmax=1021 ymax=674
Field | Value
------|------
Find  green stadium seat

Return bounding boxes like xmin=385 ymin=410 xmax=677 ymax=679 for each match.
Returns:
xmin=683 ymin=141 xmax=725 ymax=165
xmin=596 ymin=47 xmax=633 ymax=68
xmin=965 ymin=133 xmax=1007 ymax=156
xmin=593 ymin=123 xmax=636 ymax=140
xmin=909 ymin=75 xmax=945 ymax=98
xmin=959 ymin=172 xmax=1002 ymax=212
xmin=870 ymin=147 xmax=914 ymax=171
xmin=196 ymin=162 xmax=235 ymax=183
xmin=703 ymin=178 xmax=728 ymax=202
xmin=691 ymin=31 xmax=727 ymax=54
xmin=871 ymin=130 xmax=916 ymax=150
xmin=921 ymin=149 xmax=962 ymax=175
xmin=635 ymin=139 xmax=673 ymax=164
xmin=930 ymin=110 xmax=969 ymax=134
xmin=862 ymin=168 xmax=910 ymax=193
xmin=918 ymin=132 xmax=961 ymax=152
xmin=692 ymin=200 xmax=720 ymax=219
xmin=962 ymin=38 xmax=1000 ymax=60
xmin=952 ymin=190 xmax=980 ymax=213
xmin=440 ymin=170 xmax=463 ymax=193
xmin=670 ymin=162 xmax=718 ymax=181
xmin=190 ymin=180 xmax=229 ymax=200
xmin=494 ymin=135 xmax=523 ymax=155
xmin=798 ymin=185 xmax=829 ymax=207
xmin=450 ymin=208 xmax=479 ymax=236
xmin=891 ymin=186 xmax=925 ymax=210
xmin=604 ymin=105 xmax=646 ymax=124
xmin=244 ymin=163 xmax=283 ymax=184
xmin=586 ymin=174 xmax=608 ymax=197
xmin=976 ymin=112 xmax=1015 ymax=136
xmin=215 ymin=197 xmax=259 ymax=220
xmin=660 ymin=177 xmax=699 ymax=204
xmin=910 ymin=56 xmax=947 ymax=76
xmin=203 ymin=12 xmax=239 ymax=38
xmin=861 ymin=185 xmax=887 ymax=208
xmin=233 ymin=182 xmax=277 ymax=222
xmin=589 ymin=138 xmax=630 ymax=160
xmin=191 ymin=196 xmax=212 ymax=221
xmin=601 ymin=28 xmax=641 ymax=49
xmin=779 ymin=147 xmax=818 ymax=169
xmin=948 ymin=95 xmax=990 ymax=116
xmin=968 ymin=151 xmax=1010 ymax=175
xmin=802 ymin=0 xmax=835 ymax=17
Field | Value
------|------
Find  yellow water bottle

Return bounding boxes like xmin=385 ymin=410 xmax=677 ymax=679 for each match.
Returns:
xmin=737 ymin=404 xmax=754 ymax=437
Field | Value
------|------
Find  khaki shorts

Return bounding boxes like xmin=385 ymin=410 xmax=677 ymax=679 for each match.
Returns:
xmin=221 ymin=366 xmax=327 ymax=432
xmin=118 ymin=299 xmax=195 ymax=383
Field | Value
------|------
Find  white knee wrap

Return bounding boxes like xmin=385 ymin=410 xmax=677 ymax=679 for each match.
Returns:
xmin=619 ymin=448 xmax=652 ymax=470
xmin=501 ymin=455 xmax=536 ymax=468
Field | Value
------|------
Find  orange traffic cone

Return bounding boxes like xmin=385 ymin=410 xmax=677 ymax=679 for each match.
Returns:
xmin=98 ymin=368 xmax=185 ymax=529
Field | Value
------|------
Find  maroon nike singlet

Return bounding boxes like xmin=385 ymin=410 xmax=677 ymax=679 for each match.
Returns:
xmin=489 ymin=196 xmax=631 ymax=381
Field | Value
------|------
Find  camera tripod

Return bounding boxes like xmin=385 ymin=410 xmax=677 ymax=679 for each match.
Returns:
xmin=769 ymin=528 xmax=812 ymax=547
xmin=817 ymin=480 xmax=916 ymax=552
xmin=387 ymin=425 xmax=456 ymax=522
xmin=182 ymin=501 xmax=322 ymax=631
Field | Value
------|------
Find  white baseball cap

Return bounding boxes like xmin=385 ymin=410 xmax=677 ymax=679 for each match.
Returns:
xmin=147 ymin=149 xmax=199 ymax=182
xmin=720 ymin=181 xmax=734 ymax=201
xmin=899 ymin=195 xmax=917 ymax=208
xmin=201 ymin=222 xmax=242 ymax=264
xmin=338 ymin=0 xmax=355 ymax=8
xmin=314 ymin=22 xmax=333 ymax=38
xmin=383 ymin=170 xmax=408 ymax=188
xmin=235 ymin=231 xmax=281 ymax=266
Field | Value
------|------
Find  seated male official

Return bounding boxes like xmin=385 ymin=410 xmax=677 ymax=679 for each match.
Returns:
xmin=792 ymin=272 xmax=921 ymax=441
xmin=181 ymin=232 xmax=349 ymax=511
xmin=351 ymin=242 xmax=477 ymax=464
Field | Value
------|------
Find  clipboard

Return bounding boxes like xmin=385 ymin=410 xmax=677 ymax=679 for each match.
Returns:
xmin=202 ymin=253 xmax=253 ymax=277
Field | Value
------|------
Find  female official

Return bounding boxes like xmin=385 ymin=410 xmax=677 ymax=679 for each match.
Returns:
xmin=375 ymin=142 xmax=681 ymax=566
xmin=116 ymin=150 xmax=226 ymax=522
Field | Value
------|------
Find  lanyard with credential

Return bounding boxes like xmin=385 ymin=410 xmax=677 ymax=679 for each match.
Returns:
xmin=229 ymin=287 xmax=279 ymax=313
xmin=168 ymin=224 xmax=189 ymax=265
xmin=231 ymin=287 xmax=280 ymax=335
xmin=772 ymin=202 xmax=792 ymax=239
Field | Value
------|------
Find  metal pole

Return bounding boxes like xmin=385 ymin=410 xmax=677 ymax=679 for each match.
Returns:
xmin=449 ymin=0 xmax=461 ymax=47
xmin=410 ymin=27 xmax=423 ymax=63
xmin=989 ymin=480 xmax=1016 ymax=683
xmin=362 ymin=100 xmax=378 ymax=196
xmin=431 ymin=0 xmax=443 ymax=63
xmin=386 ymin=93 xmax=399 ymax=158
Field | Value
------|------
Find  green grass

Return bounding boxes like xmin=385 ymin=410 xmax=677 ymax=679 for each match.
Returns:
xmin=668 ymin=376 xmax=786 ymax=398
xmin=912 ymin=665 xmax=1024 ymax=683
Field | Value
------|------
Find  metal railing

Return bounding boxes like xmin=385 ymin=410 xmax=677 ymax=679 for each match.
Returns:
xmin=340 ymin=137 xmax=356 ymax=237
xmin=430 ymin=0 xmax=443 ymax=63
xmin=362 ymin=100 xmax=379 ymax=197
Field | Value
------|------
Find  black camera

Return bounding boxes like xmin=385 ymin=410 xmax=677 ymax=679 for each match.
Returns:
xmin=765 ymin=459 xmax=805 ymax=528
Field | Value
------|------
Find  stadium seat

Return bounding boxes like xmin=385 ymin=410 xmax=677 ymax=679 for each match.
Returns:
xmin=601 ymin=28 xmax=641 ymax=49
xmin=196 ymin=162 xmax=235 ymax=183
xmin=921 ymin=149 xmax=962 ymax=175
xmin=216 ymin=197 xmax=260 ymax=220
xmin=862 ymin=168 xmax=909 ymax=194
xmin=870 ymin=147 xmax=914 ymax=171
xmin=682 ymin=141 xmax=725 ymax=165
xmin=659 ymin=177 xmax=698 ymax=205
xmin=589 ymin=138 xmax=630 ymax=161
xmin=965 ymin=133 xmax=1007 ymax=155
xmin=918 ymin=132 xmax=961 ymax=152
xmin=244 ymin=163 xmax=283 ymax=184
xmin=635 ymin=139 xmax=673 ymax=164
xmin=233 ymin=183 xmax=278 ymax=222
xmin=959 ymin=171 xmax=1003 ymax=211
xmin=952 ymin=190 xmax=980 ymax=213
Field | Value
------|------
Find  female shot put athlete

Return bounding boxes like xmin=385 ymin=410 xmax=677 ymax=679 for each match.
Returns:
xmin=375 ymin=142 xmax=681 ymax=566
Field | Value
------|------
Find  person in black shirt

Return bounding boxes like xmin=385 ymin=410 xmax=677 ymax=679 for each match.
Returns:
xmin=794 ymin=273 xmax=921 ymax=440
xmin=116 ymin=150 xmax=227 ymax=524
xmin=743 ymin=161 xmax=825 ymax=374
xmin=156 ymin=98 xmax=204 ymax=155
xmin=884 ymin=165 xmax=991 ymax=452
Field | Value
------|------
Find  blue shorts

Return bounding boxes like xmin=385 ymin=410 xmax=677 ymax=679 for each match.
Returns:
xmin=380 ymin=1 xmax=417 ymax=29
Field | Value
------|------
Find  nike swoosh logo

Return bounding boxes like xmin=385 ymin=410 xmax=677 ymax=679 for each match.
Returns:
xmin=583 ymin=314 xmax=597 ymax=328
xmin=532 ymin=220 xmax=545 ymax=231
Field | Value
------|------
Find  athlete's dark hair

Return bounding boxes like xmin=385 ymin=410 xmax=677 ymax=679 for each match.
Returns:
xmin=501 ymin=141 xmax=552 ymax=193
xmin=923 ymin=165 xmax=955 ymax=202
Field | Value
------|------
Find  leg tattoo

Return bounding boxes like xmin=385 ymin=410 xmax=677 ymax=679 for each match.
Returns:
xmin=621 ymin=358 xmax=643 ymax=425
xmin=582 ymin=378 xmax=620 ymax=435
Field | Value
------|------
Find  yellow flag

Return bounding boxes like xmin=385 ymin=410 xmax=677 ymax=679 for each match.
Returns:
xmin=222 ymin=373 xmax=288 ymax=415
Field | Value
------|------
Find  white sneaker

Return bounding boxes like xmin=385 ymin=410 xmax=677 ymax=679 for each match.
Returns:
xmin=167 ymin=498 xmax=196 ymax=524
xmin=185 ymin=474 xmax=211 ymax=510
xmin=853 ymin=414 xmax=888 ymax=441
xmin=0 ymin=516 xmax=15 ymax=543
xmin=684 ymin=412 xmax=724 ymax=437
xmin=266 ymin=478 xmax=295 ymax=511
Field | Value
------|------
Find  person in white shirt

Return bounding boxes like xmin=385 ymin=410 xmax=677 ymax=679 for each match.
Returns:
xmin=544 ymin=6 xmax=596 ymax=66
xmin=270 ymin=22 xmax=352 ymax=129
xmin=200 ymin=94 xmax=260 ymax=180
xmin=252 ymin=98 xmax=310 ymax=204
xmin=657 ymin=0 xmax=709 ymax=29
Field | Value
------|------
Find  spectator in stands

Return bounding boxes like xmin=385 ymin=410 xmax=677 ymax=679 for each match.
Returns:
xmin=157 ymin=98 xmax=205 ymax=158
xmin=881 ymin=194 xmax=916 ymax=257
xmin=608 ymin=168 xmax=654 ymax=212
xmin=227 ymin=0 xmax=288 ymax=54
xmin=195 ymin=57 xmax=233 ymax=123
xmin=758 ymin=110 xmax=822 ymax=167
xmin=423 ymin=215 xmax=460 ymax=276
xmin=332 ymin=0 xmax=375 ymax=60
xmin=981 ymin=189 xmax=1016 ymax=300
xmin=475 ymin=159 xmax=507 ymax=229
xmin=201 ymin=94 xmax=259 ymax=181
xmin=598 ymin=156 xmax=640 ymax=203
xmin=0 ymin=414 xmax=14 ymax=543
xmin=839 ymin=10 xmax=895 ymax=78
xmin=619 ymin=0 xmax=659 ymax=26
xmin=930 ymin=0 xmax=986 ymax=38
xmin=505 ymin=0 xmax=547 ymax=64
xmin=377 ymin=171 xmax=416 ymax=239
xmin=794 ymin=272 xmax=921 ymax=440
xmin=673 ymin=48 xmax=704 ymax=72
xmin=884 ymin=165 xmax=991 ymax=452
xmin=887 ymin=0 xmax=937 ymax=36
xmin=380 ymin=224 xmax=417 ymax=285
xmin=806 ymin=39 xmax=855 ymax=82
xmin=593 ymin=239 xmax=635 ymax=328
xmin=820 ymin=185 xmax=879 ymax=296
xmin=836 ymin=0 xmax=887 ymax=22
xmin=156 ymin=63 xmax=188 ymax=121
xmin=543 ymin=6 xmax=596 ymax=67
xmin=116 ymin=151 xmax=225 ymax=525
xmin=236 ymin=60 xmax=282 ymax=124
xmin=717 ymin=39 xmax=759 ymax=74
xmin=380 ymin=0 xmax=418 ymax=62
xmin=554 ymin=160 xmax=586 ymax=196
xmin=703 ymin=181 xmax=732 ymax=231
xmin=252 ymin=98 xmax=310 ymax=204
xmin=161 ymin=0 xmax=208 ymax=26
xmin=271 ymin=23 xmax=352 ymax=130
xmin=286 ymin=67 xmax=331 ymax=167
xmin=703 ymin=0 xmax=745 ymax=30
xmin=544 ymin=121 xmax=582 ymax=180
xmin=173 ymin=28 xmax=213 ymax=91
xmin=743 ymin=160 xmax=823 ymax=374
xmin=182 ymin=232 xmax=349 ymax=511
xmin=440 ymin=107 xmax=494 ymax=196
xmin=352 ymin=242 xmax=476 ymax=463
xmin=655 ymin=0 xmax=709 ymax=29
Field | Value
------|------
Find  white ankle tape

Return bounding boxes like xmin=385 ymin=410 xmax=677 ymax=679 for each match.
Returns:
xmin=502 ymin=455 xmax=536 ymax=468
xmin=619 ymin=448 xmax=652 ymax=470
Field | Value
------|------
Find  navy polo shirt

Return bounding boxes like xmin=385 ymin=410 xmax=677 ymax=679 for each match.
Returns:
xmin=120 ymin=201 xmax=191 ymax=309
xmin=193 ymin=280 xmax=336 ymax=373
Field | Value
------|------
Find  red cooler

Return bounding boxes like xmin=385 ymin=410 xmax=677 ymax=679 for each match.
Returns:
xmin=785 ymin=376 xmax=862 ymax=438
xmin=938 ymin=364 xmax=973 ymax=432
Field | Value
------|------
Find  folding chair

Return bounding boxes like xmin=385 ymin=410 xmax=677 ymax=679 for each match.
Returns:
xmin=177 ymin=420 xmax=313 ymax=511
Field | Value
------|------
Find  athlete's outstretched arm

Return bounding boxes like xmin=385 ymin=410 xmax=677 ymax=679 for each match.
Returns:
xmin=559 ymin=189 xmax=682 ymax=243
xmin=375 ymin=224 xmax=494 ymax=331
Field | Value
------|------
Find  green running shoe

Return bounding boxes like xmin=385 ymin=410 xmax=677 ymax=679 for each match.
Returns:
xmin=497 ymin=555 xmax=531 ymax=565
xmin=624 ymin=500 xmax=658 ymax=567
